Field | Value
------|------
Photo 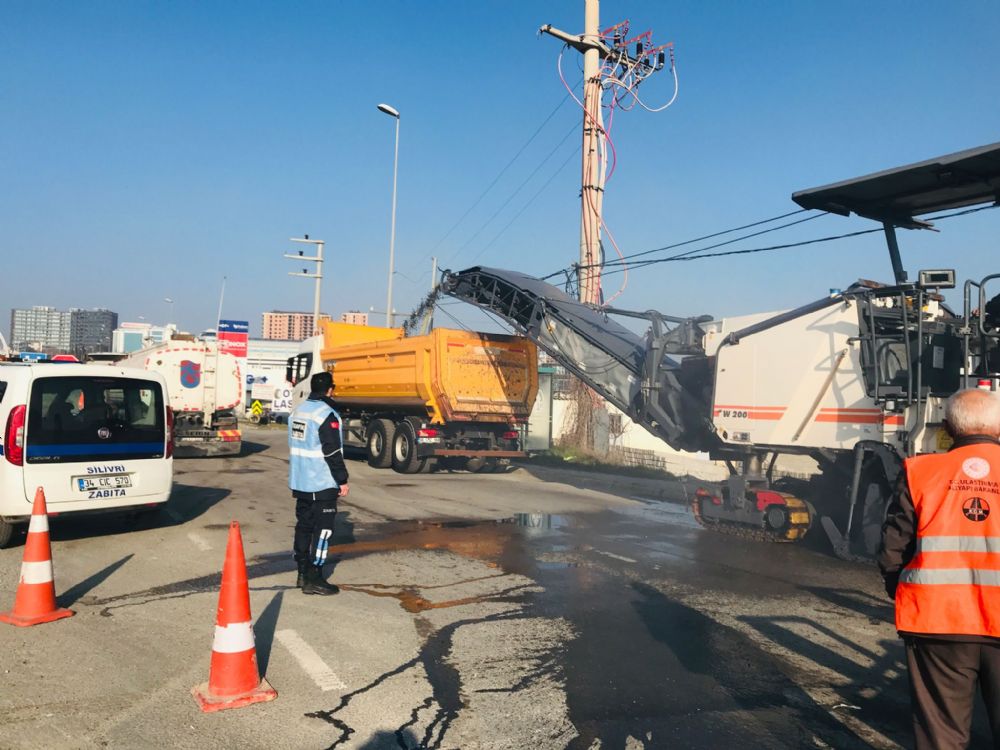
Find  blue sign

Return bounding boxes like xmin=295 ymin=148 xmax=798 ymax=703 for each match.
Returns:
xmin=246 ymin=374 xmax=255 ymax=385
xmin=19 ymin=352 xmax=47 ymax=362
xmin=218 ymin=320 xmax=249 ymax=334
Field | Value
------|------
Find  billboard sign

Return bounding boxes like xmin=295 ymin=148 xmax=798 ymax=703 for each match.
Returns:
xmin=218 ymin=320 xmax=249 ymax=358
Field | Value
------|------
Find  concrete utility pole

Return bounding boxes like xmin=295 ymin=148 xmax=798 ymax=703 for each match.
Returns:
xmin=541 ymin=2 xmax=673 ymax=306
xmin=284 ymin=236 xmax=324 ymax=336
xmin=542 ymin=0 xmax=604 ymax=305
xmin=579 ymin=0 xmax=603 ymax=306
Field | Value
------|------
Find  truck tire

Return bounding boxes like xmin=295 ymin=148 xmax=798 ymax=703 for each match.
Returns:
xmin=391 ymin=419 xmax=426 ymax=474
xmin=367 ymin=419 xmax=396 ymax=468
xmin=0 ymin=518 xmax=17 ymax=549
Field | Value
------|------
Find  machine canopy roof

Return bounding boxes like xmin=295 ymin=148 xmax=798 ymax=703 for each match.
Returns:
xmin=792 ymin=141 xmax=1000 ymax=228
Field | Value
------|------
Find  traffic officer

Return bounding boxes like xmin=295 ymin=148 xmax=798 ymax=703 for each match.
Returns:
xmin=879 ymin=388 xmax=1000 ymax=749
xmin=288 ymin=370 xmax=349 ymax=595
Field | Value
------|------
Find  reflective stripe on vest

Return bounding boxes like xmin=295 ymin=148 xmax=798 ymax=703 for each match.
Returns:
xmin=288 ymin=399 xmax=341 ymax=493
xmin=896 ymin=442 xmax=1000 ymax=637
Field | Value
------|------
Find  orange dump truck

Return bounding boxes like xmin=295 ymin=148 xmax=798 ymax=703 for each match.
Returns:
xmin=287 ymin=322 xmax=538 ymax=473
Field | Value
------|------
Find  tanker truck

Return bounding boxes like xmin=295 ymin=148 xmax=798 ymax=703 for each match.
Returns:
xmin=287 ymin=322 xmax=538 ymax=473
xmin=113 ymin=338 xmax=243 ymax=457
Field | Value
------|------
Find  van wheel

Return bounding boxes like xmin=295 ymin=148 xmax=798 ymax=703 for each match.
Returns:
xmin=391 ymin=420 xmax=425 ymax=474
xmin=0 ymin=519 xmax=17 ymax=549
xmin=367 ymin=419 xmax=396 ymax=468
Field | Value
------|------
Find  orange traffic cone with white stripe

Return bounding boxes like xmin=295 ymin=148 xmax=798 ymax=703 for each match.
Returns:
xmin=0 ymin=487 xmax=74 ymax=627
xmin=192 ymin=520 xmax=276 ymax=712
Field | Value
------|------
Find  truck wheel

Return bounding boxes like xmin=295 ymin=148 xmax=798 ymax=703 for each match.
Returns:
xmin=0 ymin=518 xmax=17 ymax=549
xmin=367 ymin=419 xmax=396 ymax=468
xmin=391 ymin=420 xmax=425 ymax=474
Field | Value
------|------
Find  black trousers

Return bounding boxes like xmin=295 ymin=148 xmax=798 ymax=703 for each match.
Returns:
xmin=292 ymin=489 xmax=339 ymax=568
xmin=906 ymin=637 xmax=1000 ymax=749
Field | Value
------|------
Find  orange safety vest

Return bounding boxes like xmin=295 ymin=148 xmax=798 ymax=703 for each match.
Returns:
xmin=896 ymin=442 xmax=1000 ymax=637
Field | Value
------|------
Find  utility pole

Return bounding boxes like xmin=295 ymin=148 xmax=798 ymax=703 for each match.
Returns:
xmin=284 ymin=235 xmax=325 ymax=336
xmin=541 ymin=2 xmax=673 ymax=305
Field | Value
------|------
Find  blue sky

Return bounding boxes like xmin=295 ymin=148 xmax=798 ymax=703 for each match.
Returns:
xmin=2 ymin=1 xmax=998 ymax=341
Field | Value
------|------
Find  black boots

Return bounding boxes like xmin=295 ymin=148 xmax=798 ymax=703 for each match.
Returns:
xmin=301 ymin=565 xmax=339 ymax=596
xmin=296 ymin=562 xmax=309 ymax=589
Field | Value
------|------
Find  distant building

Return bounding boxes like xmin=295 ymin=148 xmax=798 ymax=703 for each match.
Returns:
xmin=340 ymin=311 xmax=369 ymax=326
xmin=70 ymin=308 xmax=118 ymax=358
xmin=112 ymin=322 xmax=176 ymax=353
xmin=10 ymin=306 xmax=72 ymax=354
xmin=261 ymin=311 xmax=330 ymax=341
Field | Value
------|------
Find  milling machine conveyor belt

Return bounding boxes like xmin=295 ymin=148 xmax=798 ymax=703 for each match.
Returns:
xmin=440 ymin=266 xmax=714 ymax=452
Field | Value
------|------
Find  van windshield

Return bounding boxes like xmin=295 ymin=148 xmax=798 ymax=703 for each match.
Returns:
xmin=26 ymin=376 xmax=166 ymax=463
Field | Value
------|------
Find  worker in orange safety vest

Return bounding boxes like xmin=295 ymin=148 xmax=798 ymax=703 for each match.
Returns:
xmin=879 ymin=388 xmax=1000 ymax=749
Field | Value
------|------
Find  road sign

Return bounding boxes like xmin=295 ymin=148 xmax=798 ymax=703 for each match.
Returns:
xmin=250 ymin=383 xmax=275 ymax=402
xmin=250 ymin=401 xmax=264 ymax=416
xmin=272 ymin=386 xmax=294 ymax=413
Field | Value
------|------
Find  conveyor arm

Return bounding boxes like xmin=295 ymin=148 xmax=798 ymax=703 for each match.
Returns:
xmin=440 ymin=266 xmax=716 ymax=452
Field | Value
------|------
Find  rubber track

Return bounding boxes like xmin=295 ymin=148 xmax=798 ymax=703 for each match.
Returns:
xmin=690 ymin=492 xmax=813 ymax=543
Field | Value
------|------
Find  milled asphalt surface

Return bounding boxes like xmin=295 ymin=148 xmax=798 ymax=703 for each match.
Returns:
xmin=0 ymin=428 xmax=991 ymax=749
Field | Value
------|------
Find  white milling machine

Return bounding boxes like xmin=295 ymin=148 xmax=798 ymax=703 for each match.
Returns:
xmin=443 ymin=142 xmax=1000 ymax=559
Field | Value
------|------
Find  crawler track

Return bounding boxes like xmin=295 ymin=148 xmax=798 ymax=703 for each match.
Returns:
xmin=690 ymin=493 xmax=813 ymax=543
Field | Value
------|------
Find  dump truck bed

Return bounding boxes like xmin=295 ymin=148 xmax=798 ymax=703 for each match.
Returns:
xmin=321 ymin=326 xmax=538 ymax=424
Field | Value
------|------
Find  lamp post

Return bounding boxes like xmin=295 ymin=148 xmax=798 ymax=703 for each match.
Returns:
xmin=377 ymin=103 xmax=400 ymax=327
xmin=164 ymin=297 xmax=174 ymax=324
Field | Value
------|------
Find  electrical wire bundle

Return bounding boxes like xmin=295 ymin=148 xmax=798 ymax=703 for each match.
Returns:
xmin=557 ymin=19 xmax=679 ymax=305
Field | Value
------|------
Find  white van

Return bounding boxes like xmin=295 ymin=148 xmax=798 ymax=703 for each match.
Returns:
xmin=0 ymin=362 xmax=173 ymax=547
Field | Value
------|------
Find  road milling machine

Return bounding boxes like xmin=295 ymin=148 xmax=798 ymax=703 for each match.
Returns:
xmin=441 ymin=142 xmax=1000 ymax=559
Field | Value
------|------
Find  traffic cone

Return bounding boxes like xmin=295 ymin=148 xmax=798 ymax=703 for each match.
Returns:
xmin=0 ymin=487 xmax=74 ymax=627
xmin=192 ymin=520 xmax=276 ymax=712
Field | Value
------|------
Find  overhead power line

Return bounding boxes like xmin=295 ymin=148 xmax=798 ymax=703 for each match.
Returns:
xmin=539 ymin=208 xmax=819 ymax=280
xmin=596 ymin=212 xmax=828 ymax=270
xmin=466 ymin=145 xmax=581 ymax=266
xmin=594 ymin=204 xmax=998 ymax=280
xmin=446 ymin=120 xmax=579 ymax=264
xmin=426 ymin=89 xmax=577 ymax=258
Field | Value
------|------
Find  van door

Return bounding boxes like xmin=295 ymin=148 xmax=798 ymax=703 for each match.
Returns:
xmin=23 ymin=375 xmax=167 ymax=504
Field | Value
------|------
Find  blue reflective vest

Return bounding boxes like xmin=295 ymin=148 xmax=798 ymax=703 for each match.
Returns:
xmin=288 ymin=398 xmax=342 ymax=493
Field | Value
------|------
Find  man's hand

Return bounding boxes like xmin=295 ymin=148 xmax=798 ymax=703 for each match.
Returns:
xmin=338 ymin=483 xmax=350 ymax=498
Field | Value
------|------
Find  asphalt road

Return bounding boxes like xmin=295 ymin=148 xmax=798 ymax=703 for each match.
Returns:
xmin=0 ymin=428 xmax=990 ymax=749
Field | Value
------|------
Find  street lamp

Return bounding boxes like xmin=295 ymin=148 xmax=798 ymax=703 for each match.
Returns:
xmin=377 ymin=102 xmax=400 ymax=327
xmin=164 ymin=297 xmax=174 ymax=324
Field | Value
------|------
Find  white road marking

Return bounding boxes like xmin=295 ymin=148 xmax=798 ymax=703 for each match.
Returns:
xmin=186 ymin=532 xmax=212 ymax=551
xmin=276 ymin=628 xmax=346 ymax=691
xmin=594 ymin=550 xmax=637 ymax=564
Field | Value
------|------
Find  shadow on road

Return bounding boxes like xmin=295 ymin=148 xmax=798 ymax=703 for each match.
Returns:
xmin=58 ymin=553 xmax=134 ymax=608
xmin=35 ymin=483 xmax=229 ymax=546
xmin=239 ymin=440 xmax=271 ymax=457
xmin=254 ymin=590 xmax=284 ymax=676
xmin=738 ymin=585 xmax=993 ymax=747
xmin=356 ymin=729 xmax=419 ymax=749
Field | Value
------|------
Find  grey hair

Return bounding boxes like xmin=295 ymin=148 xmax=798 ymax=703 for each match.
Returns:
xmin=945 ymin=389 xmax=1000 ymax=437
